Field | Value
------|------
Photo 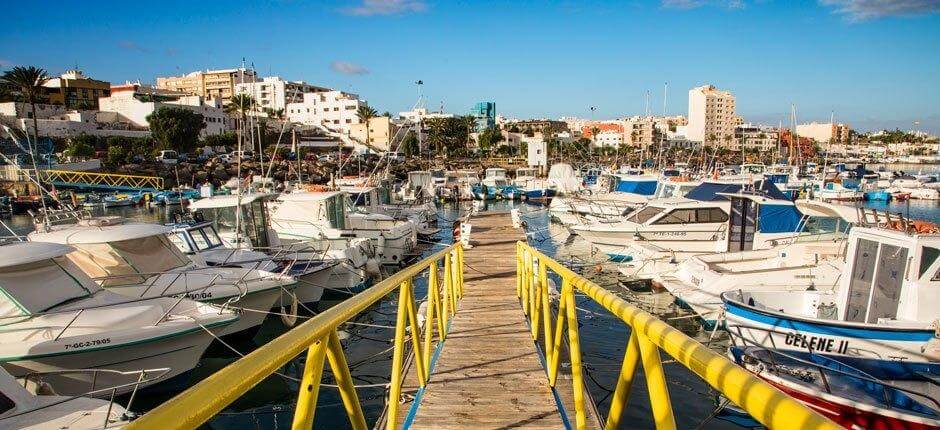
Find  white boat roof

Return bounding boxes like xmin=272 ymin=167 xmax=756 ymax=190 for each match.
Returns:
xmin=715 ymin=192 xmax=795 ymax=206
xmin=647 ymin=197 xmax=707 ymax=207
xmin=0 ymin=242 xmax=74 ymax=268
xmin=794 ymin=200 xmax=861 ymax=223
xmin=340 ymin=186 xmax=377 ymax=193
xmin=30 ymin=222 xmax=172 ymax=244
xmin=188 ymin=193 xmax=277 ymax=210
xmin=278 ymin=191 xmax=345 ymax=202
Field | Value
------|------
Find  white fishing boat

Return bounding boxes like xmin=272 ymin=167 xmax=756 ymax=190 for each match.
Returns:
xmin=654 ymin=200 xmax=858 ymax=326
xmin=183 ymin=193 xmax=340 ymax=305
xmin=269 ymin=190 xmax=417 ymax=266
xmin=512 ymin=167 xmax=556 ymax=200
xmin=343 ymin=186 xmax=439 ymax=236
xmin=722 ymin=224 xmax=940 ymax=381
xmin=0 ymin=242 xmax=237 ymax=396
xmin=28 ymin=217 xmax=295 ymax=337
xmin=0 ymin=366 xmax=136 ymax=429
xmin=575 ymin=181 xmax=804 ymax=276
xmin=816 ymin=181 xmax=864 ymax=202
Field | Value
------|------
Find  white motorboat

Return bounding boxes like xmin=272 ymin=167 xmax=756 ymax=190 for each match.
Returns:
xmin=575 ymin=181 xmax=805 ymax=277
xmin=184 ymin=194 xmax=339 ymax=305
xmin=0 ymin=366 xmax=134 ymax=429
xmin=722 ymin=224 xmax=940 ymax=381
xmin=343 ymin=186 xmax=439 ymax=236
xmin=0 ymin=242 xmax=237 ymax=396
xmin=653 ymin=200 xmax=859 ymax=325
xmin=269 ymin=190 xmax=418 ymax=266
xmin=816 ymin=181 xmax=864 ymax=202
xmin=28 ymin=217 xmax=295 ymax=337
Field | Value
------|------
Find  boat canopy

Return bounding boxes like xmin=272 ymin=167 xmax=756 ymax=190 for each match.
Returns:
xmin=0 ymin=242 xmax=99 ymax=317
xmin=686 ymin=181 xmax=804 ymax=234
xmin=188 ymin=193 xmax=277 ymax=210
xmin=685 ymin=180 xmax=791 ymax=202
xmin=614 ymin=176 xmax=658 ymax=196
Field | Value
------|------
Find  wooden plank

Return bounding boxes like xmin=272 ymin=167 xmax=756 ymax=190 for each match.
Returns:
xmin=382 ymin=211 xmax=600 ymax=430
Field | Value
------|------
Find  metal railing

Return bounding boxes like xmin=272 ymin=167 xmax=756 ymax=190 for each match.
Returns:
xmin=37 ymin=169 xmax=164 ymax=191
xmin=515 ymin=241 xmax=840 ymax=430
xmin=125 ymin=243 xmax=464 ymax=430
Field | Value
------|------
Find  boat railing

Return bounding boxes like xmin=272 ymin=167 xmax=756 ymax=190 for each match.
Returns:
xmin=124 ymin=243 xmax=464 ymax=430
xmin=727 ymin=323 xmax=940 ymax=411
xmin=515 ymin=241 xmax=838 ymax=429
xmin=11 ymin=367 xmax=172 ymax=424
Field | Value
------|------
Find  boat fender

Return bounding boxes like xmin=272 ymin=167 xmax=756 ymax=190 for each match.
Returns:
xmin=923 ymin=334 xmax=940 ymax=361
xmin=280 ymin=292 xmax=299 ymax=327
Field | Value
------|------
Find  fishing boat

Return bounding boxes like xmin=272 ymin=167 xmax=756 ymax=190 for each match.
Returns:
xmin=722 ymin=224 xmax=940 ymax=380
xmin=512 ymin=167 xmax=556 ymax=201
xmin=476 ymin=168 xmax=519 ymax=200
xmin=816 ymin=181 xmax=864 ymax=202
xmin=28 ymin=217 xmax=296 ymax=337
xmin=344 ymin=186 xmax=439 ymax=237
xmin=0 ymin=241 xmax=237 ymax=396
xmin=0 ymin=367 xmax=136 ymax=429
xmin=153 ymin=187 xmax=201 ymax=205
xmin=170 ymin=197 xmax=338 ymax=306
xmin=574 ymin=181 xmax=803 ymax=269
xmin=269 ymin=190 xmax=416 ymax=266
xmin=729 ymin=346 xmax=940 ymax=429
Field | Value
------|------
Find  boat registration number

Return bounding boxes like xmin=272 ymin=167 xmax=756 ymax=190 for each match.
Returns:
xmin=783 ymin=332 xmax=849 ymax=354
xmin=63 ymin=338 xmax=112 ymax=350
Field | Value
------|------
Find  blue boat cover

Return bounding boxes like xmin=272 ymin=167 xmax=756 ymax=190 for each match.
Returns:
xmin=615 ymin=179 xmax=658 ymax=196
xmin=685 ymin=181 xmax=803 ymax=233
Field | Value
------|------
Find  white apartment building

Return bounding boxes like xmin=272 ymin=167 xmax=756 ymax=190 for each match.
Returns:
xmin=733 ymin=124 xmax=779 ymax=152
xmin=398 ymin=107 xmax=454 ymax=123
xmin=286 ymin=91 xmax=367 ymax=134
xmin=687 ymin=85 xmax=736 ymax=146
xmin=234 ymin=77 xmax=329 ymax=116
xmin=99 ymin=83 xmax=230 ymax=137
xmin=796 ymin=122 xmax=850 ymax=144
xmin=594 ymin=131 xmax=623 ymax=148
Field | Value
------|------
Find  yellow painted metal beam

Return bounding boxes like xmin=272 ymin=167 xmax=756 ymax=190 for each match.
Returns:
xmin=126 ymin=244 xmax=460 ymax=430
xmin=517 ymin=242 xmax=840 ymax=430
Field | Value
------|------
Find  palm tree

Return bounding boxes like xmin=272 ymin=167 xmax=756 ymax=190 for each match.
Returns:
xmin=356 ymin=105 xmax=378 ymax=149
xmin=226 ymin=93 xmax=254 ymax=152
xmin=1 ymin=66 xmax=50 ymax=147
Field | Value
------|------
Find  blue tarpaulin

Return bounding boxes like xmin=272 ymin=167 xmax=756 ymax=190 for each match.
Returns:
xmin=615 ymin=179 xmax=658 ymax=195
xmin=685 ymin=181 xmax=791 ymax=202
xmin=758 ymin=204 xmax=804 ymax=233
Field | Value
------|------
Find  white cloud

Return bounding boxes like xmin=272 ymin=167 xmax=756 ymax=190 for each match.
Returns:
xmin=343 ymin=0 xmax=427 ymax=16
xmin=330 ymin=61 xmax=369 ymax=75
xmin=820 ymin=0 xmax=940 ymax=21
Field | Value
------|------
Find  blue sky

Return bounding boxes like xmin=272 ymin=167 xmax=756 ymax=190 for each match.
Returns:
xmin=1 ymin=0 xmax=938 ymax=133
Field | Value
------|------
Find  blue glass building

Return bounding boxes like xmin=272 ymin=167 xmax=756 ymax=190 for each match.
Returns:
xmin=469 ymin=102 xmax=496 ymax=132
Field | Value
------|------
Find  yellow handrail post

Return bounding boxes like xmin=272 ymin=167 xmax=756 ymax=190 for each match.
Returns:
xmin=539 ymin=262 xmax=554 ymax=359
xmin=429 ymin=260 xmax=445 ymax=340
xmin=450 ymin=250 xmax=460 ymax=301
xmin=325 ymin=329 xmax=368 ymax=430
xmin=565 ymin=280 xmax=588 ymax=430
xmin=424 ymin=262 xmax=440 ymax=370
xmin=441 ymin=258 xmax=452 ymax=322
xmin=291 ymin=337 xmax=328 ymax=430
xmin=638 ymin=333 xmax=676 ymax=430
xmin=603 ymin=330 xmax=641 ymax=430
xmin=530 ymin=257 xmax=542 ymax=341
xmin=443 ymin=253 xmax=455 ymax=316
xmin=528 ymin=255 xmax=538 ymax=327
xmin=403 ymin=279 xmax=428 ymax=387
xmin=547 ymin=278 xmax=570 ymax=387
xmin=385 ymin=281 xmax=412 ymax=430
xmin=520 ymin=249 xmax=531 ymax=316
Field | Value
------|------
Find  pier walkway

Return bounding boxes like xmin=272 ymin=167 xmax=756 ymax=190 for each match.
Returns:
xmin=127 ymin=210 xmax=839 ymax=430
xmin=391 ymin=211 xmax=596 ymax=429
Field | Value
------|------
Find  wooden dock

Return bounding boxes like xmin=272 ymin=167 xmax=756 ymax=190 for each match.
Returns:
xmin=389 ymin=211 xmax=600 ymax=429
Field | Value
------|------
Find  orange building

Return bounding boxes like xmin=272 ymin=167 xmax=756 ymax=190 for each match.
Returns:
xmin=581 ymin=122 xmax=623 ymax=137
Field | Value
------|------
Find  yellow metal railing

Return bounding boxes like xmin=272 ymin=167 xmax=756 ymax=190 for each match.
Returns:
xmin=515 ymin=242 xmax=840 ymax=430
xmin=39 ymin=169 xmax=164 ymax=190
xmin=126 ymin=243 xmax=464 ymax=430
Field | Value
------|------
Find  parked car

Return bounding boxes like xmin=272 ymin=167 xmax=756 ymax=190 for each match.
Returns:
xmin=216 ymin=153 xmax=233 ymax=163
xmin=156 ymin=150 xmax=179 ymax=165
xmin=385 ymin=151 xmax=405 ymax=162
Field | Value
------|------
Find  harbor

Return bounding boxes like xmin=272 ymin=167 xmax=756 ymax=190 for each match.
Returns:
xmin=2 ymin=2 xmax=940 ymax=427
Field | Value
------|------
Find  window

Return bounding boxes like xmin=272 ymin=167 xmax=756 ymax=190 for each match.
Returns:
xmin=696 ymin=208 xmax=728 ymax=223
xmin=868 ymin=243 xmax=908 ymax=323
xmin=654 ymin=209 xmax=697 ymax=224
xmin=845 ymin=239 xmax=878 ymax=322
xmin=628 ymin=206 xmax=663 ymax=224
xmin=921 ymin=247 xmax=939 ymax=279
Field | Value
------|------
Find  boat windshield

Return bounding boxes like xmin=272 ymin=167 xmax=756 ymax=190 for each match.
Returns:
xmin=67 ymin=236 xmax=191 ymax=287
xmin=0 ymin=257 xmax=97 ymax=316
xmin=627 ymin=206 xmax=664 ymax=224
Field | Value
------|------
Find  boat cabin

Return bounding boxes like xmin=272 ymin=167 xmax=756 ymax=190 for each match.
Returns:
xmin=835 ymin=227 xmax=940 ymax=325
xmin=0 ymin=242 xmax=101 ymax=318
xmin=515 ymin=168 xmax=538 ymax=179
xmin=187 ymin=193 xmax=278 ymax=249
